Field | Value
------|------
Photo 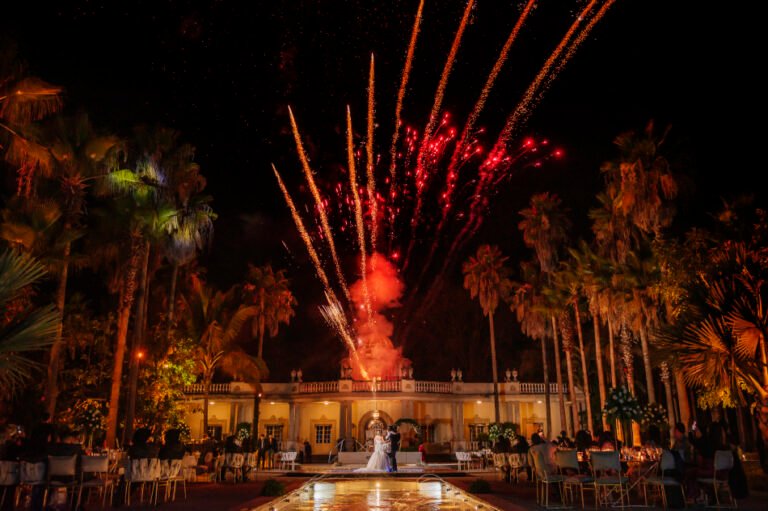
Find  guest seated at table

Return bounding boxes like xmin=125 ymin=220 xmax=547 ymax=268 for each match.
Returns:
xmin=575 ymin=430 xmax=593 ymax=452
xmin=528 ymin=433 xmax=556 ymax=472
xmin=555 ymin=430 xmax=574 ymax=448
xmin=128 ymin=427 xmax=159 ymax=459
xmin=159 ymin=429 xmax=185 ymax=460
xmin=47 ymin=429 xmax=85 ymax=456
xmin=597 ymin=430 xmax=620 ymax=451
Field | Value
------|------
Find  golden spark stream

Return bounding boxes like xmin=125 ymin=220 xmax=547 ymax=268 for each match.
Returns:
xmin=273 ymin=164 xmax=369 ymax=379
xmin=287 ymin=106 xmax=351 ymax=304
xmin=495 ymin=0 xmax=600 ymax=146
xmin=320 ymin=292 xmax=370 ymax=380
xmin=366 ymin=54 xmax=378 ymax=258
xmin=388 ymin=0 xmax=424 ymax=182
xmin=271 ymin=163 xmax=333 ymax=293
xmin=347 ymin=106 xmax=373 ymax=321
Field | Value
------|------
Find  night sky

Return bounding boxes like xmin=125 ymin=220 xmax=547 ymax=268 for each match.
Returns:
xmin=1 ymin=1 xmax=759 ymax=382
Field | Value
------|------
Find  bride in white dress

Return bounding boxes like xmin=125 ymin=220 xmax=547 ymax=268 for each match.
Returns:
xmin=355 ymin=434 xmax=391 ymax=472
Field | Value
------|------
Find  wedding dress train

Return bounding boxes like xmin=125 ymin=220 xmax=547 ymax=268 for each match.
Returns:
xmin=355 ymin=434 xmax=391 ymax=472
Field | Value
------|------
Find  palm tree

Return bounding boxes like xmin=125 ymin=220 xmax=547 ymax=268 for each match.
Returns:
xmin=0 ymin=44 xmax=62 ymax=197
xmin=0 ymin=249 xmax=59 ymax=397
xmin=183 ymin=275 xmax=266 ymax=438
xmin=519 ymin=193 xmax=571 ymax=435
xmin=40 ymin=113 xmax=121 ymax=416
xmin=243 ymin=264 xmax=297 ymax=359
xmin=463 ymin=245 xmax=512 ymax=424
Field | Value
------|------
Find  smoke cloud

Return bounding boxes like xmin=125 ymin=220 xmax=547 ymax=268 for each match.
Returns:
xmin=346 ymin=253 xmax=407 ymax=380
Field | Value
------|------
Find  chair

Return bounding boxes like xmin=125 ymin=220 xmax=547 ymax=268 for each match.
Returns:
xmin=555 ymin=449 xmax=593 ymax=508
xmin=124 ymin=458 xmax=160 ymax=506
xmin=643 ymin=450 xmax=685 ymax=509
xmin=77 ymin=455 xmax=114 ymax=508
xmin=0 ymin=461 xmax=20 ymax=509
xmin=157 ymin=459 xmax=185 ymax=502
xmin=591 ymin=450 xmax=629 ymax=508
xmin=455 ymin=452 xmax=471 ymax=471
xmin=44 ymin=455 xmax=78 ymax=508
xmin=280 ymin=451 xmax=297 ymax=471
xmin=14 ymin=461 xmax=46 ymax=508
xmin=508 ymin=453 xmax=528 ymax=483
xmin=212 ymin=455 xmax=225 ymax=482
xmin=224 ymin=453 xmax=244 ymax=482
xmin=697 ymin=450 xmax=736 ymax=508
xmin=531 ymin=448 xmax=566 ymax=508
xmin=492 ymin=453 xmax=507 ymax=480
xmin=181 ymin=454 xmax=198 ymax=482
xmin=244 ymin=452 xmax=258 ymax=479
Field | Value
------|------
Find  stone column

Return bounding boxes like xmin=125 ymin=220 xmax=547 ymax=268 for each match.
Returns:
xmin=287 ymin=402 xmax=299 ymax=450
xmin=339 ymin=401 xmax=353 ymax=450
xmin=451 ymin=401 xmax=465 ymax=451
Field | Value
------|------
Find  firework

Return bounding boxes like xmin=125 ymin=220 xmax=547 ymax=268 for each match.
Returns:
xmin=347 ymin=106 xmax=373 ymax=321
xmin=366 ymin=54 xmax=378 ymax=258
xmin=276 ymin=1 xmax=616 ymax=375
xmin=288 ymin=106 xmax=351 ymax=303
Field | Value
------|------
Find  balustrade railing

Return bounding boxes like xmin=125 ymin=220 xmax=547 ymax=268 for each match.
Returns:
xmin=299 ymin=381 xmax=339 ymax=393
xmin=182 ymin=380 xmax=564 ymax=395
xmin=415 ymin=381 xmax=453 ymax=393
xmin=183 ymin=383 xmax=231 ymax=394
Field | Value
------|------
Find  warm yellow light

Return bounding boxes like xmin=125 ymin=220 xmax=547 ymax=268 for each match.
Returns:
xmin=323 ymin=401 xmax=330 ymax=406
xmin=137 ymin=351 xmax=145 ymax=360
xmin=476 ymin=400 xmax=482 ymax=404
xmin=270 ymin=401 xmax=276 ymax=405
xmin=209 ymin=401 xmax=215 ymax=405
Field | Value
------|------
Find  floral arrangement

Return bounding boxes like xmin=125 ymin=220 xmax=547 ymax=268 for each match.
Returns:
xmin=640 ymin=402 xmax=668 ymax=427
xmin=73 ymin=398 xmax=105 ymax=434
xmin=602 ymin=386 xmax=641 ymax=422
xmin=235 ymin=422 xmax=252 ymax=441
xmin=174 ymin=421 xmax=192 ymax=442
xmin=488 ymin=422 xmax=518 ymax=443
xmin=394 ymin=418 xmax=421 ymax=436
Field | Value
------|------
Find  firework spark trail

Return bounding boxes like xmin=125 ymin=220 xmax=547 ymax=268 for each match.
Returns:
xmin=494 ymin=0 xmax=600 ymax=148
xmin=347 ymin=106 xmax=373 ymax=322
xmin=388 ymin=0 xmax=424 ymax=183
xmin=272 ymin=163 xmax=333 ymax=294
xmin=403 ymin=0 xmax=474 ymax=270
xmin=548 ymin=0 xmax=617 ymax=90
xmin=288 ymin=106 xmax=352 ymax=304
xmin=366 ymin=54 xmax=379 ymax=260
xmin=274 ymin=164 xmax=370 ymax=379
xmin=320 ymin=292 xmax=370 ymax=380
xmin=416 ymin=0 xmax=538 ymax=281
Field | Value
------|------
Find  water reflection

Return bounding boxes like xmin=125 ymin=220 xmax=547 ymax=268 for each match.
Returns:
xmin=269 ymin=480 xmax=487 ymax=510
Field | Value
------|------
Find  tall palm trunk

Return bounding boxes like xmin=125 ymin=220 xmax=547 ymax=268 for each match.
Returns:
xmin=124 ymin=240 xmax=150 ymax=444
xmin=105 ymin=237 xmax=142 ymax=448
xmin=252 ymin=392 xmax=261 ymax=441
xmin=257 ymin=317 xmax=265 ymax=359
xmin=564 ymin=346 xmax=578 ymax=435
xmin=489 ymin=312 xmax=500 ymax=424
xmin=639 ymin=329 xmax=656 ymax=403
xmin=574 ymin=306 xmax=594 ymax=434
xmin=165 ymin=262 xmax=179 ymax=343
xmin=203 ymin=376 xmax=211 ymax=438
xmin=541 ymin=338 xmax=552 ymax=438
xmin=608 ymin=319 xmax=617 ymax=388
xmin=674 ymin=371 xmax=691 ymax=427
xmin=593 ymin=315 xmax=608 ymax=430
xmin=661 ymin=362 xmax=675 ymax=441
xmin=45 ymin=239 xmax=70 ymax=417
xmin=551 ymin=315 xmax=567 ymax=435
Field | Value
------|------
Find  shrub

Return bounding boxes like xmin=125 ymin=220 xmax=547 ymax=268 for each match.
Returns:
xmin=468 ymin=479 xmax=491 ymax=494
xmin=261 ymin=479 xmax=286 ymax=497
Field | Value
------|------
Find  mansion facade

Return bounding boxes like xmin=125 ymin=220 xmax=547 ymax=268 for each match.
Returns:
xmin=180 ymin=372 xmax=585 ymax=456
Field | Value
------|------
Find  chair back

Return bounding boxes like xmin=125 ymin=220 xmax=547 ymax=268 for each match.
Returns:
xmin=590 ymin=450 xmax=620 ymax=475
xmin=129 ymin=458 xmax=160 ymax=482
xmin=713 ymin=450 xmax=734 ymax=480
xmin=20 ymin=461 xmax=46 ymax=484
xmin=213 ymin=455 xmax=224 ymax=471
xmin=284 ymin=451 xmax=297 ymax=462
xmin=203 ymin=451 xmax=214 ymax=464
xmin=48 ymin=455 xmax=77 ymax=478
xmin=508 ymin=453 xmax=526 ymax=468
xmin=659 ymin=450 xmax=676 ymax=474
xmin=182 ymin=454 xmax=197 ymax=469
xmin=231 ymin=453 xmax=244 ymax=468
xmin=555 ymin=449 xmax=580 ymax=472
xmin=0 ymin=461 xmax=20 ymax=485
xmin=167 ymin=459 xmax=182 ymax=478
xmin=530 ymin=448 xmax=552 ymax=480
xmin=80 ymin=455 xmax=109 ymax=474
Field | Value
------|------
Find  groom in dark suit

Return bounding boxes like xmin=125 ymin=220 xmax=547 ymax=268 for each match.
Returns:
xmin=386 ymin=425 xmax=400 ymax=472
